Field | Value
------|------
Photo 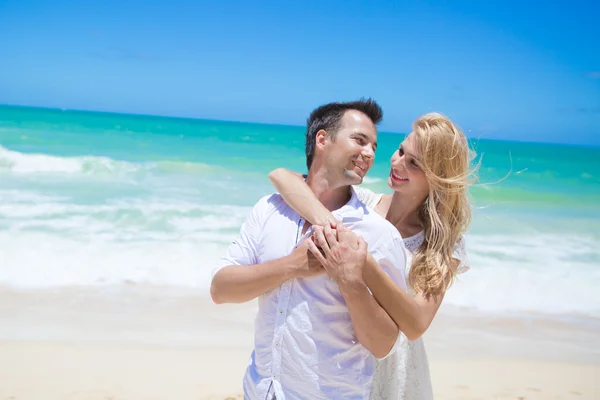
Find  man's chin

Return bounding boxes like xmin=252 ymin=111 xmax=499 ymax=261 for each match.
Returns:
xmin=344 ymin=170 xmax=365 ymax=185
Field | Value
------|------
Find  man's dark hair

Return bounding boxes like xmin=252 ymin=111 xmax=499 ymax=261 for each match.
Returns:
xmin=305 ymin=98 xmax=383 ymax=170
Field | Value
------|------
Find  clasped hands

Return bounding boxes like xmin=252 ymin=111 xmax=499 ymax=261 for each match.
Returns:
xmin=293 ymin=220 xmax=367 ymax=284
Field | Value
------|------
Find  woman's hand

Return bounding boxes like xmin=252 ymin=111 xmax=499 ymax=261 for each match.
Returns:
xmin=307 ymin=223 xmax=367 ymax=285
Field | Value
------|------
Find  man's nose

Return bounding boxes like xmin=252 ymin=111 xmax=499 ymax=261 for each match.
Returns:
xmin=362 ymin=144 xmax=375 ymax=159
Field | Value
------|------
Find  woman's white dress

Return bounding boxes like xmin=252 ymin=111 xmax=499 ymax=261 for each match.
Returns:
xmin=353 ymin=187 xmax=469 ymax=400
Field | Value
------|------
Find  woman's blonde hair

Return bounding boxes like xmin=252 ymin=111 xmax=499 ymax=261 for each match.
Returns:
xmin=408 ymin=112 xmax=477 ymax=298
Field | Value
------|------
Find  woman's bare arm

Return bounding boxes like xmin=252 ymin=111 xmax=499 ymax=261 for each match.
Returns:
xmin=268 ymin=168 xmax=336 ymax=226
xmin=363 ymin=255 xmax=458 ymax=341
xmin=269 ymin=168 xmax=453 ymax=341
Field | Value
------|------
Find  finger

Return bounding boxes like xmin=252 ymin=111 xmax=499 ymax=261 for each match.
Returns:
xmin=357 ymin=236 xmax=368 ymax=252
xmin=311 ymin=225 xmax=322 ymax=244
xmin=307 ymin=237 xmax=327 ymax=265
xmin=312 ymin=226 xmax=331 ymax=257
xmin=323 ymin=223 xmax=338 ymax=247
xmin=328 ymin=218 xmax=338 ymax=229
xmin=336 ymin=224 xmax=352 ymax=244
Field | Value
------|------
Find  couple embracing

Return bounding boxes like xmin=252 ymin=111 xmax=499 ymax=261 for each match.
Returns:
xmin=211 ymin=98 xmax=473 ymax=400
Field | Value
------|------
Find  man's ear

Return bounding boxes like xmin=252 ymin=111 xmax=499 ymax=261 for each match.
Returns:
xmin=315 ymin=129 xmax=328 ymax=150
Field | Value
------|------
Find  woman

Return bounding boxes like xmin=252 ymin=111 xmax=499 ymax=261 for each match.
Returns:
xmin=268 ymin=112 xmax=476 ymax=399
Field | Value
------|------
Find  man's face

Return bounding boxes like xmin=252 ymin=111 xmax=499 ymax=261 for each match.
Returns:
xmin=321 ymin=110 xmax=378 ymax=186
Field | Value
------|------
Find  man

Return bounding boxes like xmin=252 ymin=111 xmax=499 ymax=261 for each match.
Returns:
xmin=210 ymin=99 xmax=407 ymax=400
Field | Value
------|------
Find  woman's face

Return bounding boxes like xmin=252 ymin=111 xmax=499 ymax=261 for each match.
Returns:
xmin=388 ymin=133 xmax=430 ymax=203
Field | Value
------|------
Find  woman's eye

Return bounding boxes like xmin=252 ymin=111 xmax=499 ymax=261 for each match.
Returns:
xmin=398 ymin=148 xmax=404 ymax=156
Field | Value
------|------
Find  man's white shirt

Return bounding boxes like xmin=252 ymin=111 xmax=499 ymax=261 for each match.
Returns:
xmin=214 ymin=188 xmax=408 ymax=400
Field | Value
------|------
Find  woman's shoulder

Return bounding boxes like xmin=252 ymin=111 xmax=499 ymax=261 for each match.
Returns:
xmin=404 ymin=232 xmax=470 ymax=274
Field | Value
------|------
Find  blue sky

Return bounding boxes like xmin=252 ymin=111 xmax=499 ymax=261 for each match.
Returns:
xmin=1 ymin=0 xmax=599 ymax=145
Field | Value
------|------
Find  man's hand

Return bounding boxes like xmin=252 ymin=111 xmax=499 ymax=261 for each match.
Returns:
xmin=211 ymin=235 xmax=326 ymax=304
xmin=307 ymin=223 xmax=367 ymax=284
xmin=288 ymin=237 xmax=326 ymax=278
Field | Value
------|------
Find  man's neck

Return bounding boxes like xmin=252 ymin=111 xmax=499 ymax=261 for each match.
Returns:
xmin=306 ymin=170 xmax=351 ymax=212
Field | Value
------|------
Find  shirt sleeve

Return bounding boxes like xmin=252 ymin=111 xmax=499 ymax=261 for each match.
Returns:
xmin=453 ymin=235 xmax=470 ymax=274
xmin=211 ymin=196 xmax=267 ymax=280
xmin=353 ymin=186 xmax=384 ymax=210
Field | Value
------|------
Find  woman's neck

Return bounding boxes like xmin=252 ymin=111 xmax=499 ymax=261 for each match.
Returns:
xmin=382 ymin=191 xmax=424 ymax=238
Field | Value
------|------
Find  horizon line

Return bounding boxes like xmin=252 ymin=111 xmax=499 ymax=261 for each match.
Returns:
xmin=1 ymin=102 xmax=597 ymax=149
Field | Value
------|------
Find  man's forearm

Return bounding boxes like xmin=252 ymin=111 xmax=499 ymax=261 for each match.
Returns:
xmin=338 ymin=279 xmax=399 ymax=359
xmin=210 ymin=256 xmax=296 ymax=304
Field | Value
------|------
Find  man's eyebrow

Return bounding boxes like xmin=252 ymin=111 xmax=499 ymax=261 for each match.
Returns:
xmin=353 ymin=132 xmax=377 ymax=149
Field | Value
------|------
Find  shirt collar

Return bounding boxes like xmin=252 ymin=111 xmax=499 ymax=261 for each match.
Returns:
xmin=300 ymin=177 xmax=366 ymax=222
xmin=330 ymin=186 xmax=365 ymax=222
xmin=295 ymin=186 xmax=366 ymax=244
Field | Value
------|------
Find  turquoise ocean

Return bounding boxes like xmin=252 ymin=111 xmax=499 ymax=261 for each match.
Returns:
xmin=1 ymin=105 xmax=599 ymax=319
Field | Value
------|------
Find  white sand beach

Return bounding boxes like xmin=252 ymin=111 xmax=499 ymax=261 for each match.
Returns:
xmin=0 ymin=286 xmax=598 ymax=400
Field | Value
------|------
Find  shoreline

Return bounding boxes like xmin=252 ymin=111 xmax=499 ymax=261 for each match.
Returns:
xmin=0 ymin=285 xmax=598 ymax=399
